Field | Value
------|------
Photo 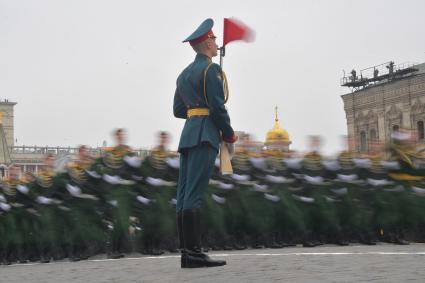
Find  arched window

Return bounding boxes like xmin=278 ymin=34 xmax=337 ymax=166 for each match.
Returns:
xmin=418 ymin=121 xmax=424 ymax=140
xmin=360 ymin=131 xmax=367 ymax=152
xmin=369 ymin=129 xmax=377 ymax=142
xmin=392 ymin=125 xmax=399 ymax=133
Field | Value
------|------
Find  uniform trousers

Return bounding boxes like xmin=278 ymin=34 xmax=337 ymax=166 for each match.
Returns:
xmin=176 ymin=142 xmax=217 ymax=212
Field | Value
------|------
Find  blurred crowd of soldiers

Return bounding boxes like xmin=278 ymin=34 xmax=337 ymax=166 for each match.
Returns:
xmin=1 ymin=128 xmax=425 ymax=265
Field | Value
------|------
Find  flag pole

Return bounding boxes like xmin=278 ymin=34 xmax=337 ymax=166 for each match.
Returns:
xmin=219 ymin=46 xmax=225 ymax=68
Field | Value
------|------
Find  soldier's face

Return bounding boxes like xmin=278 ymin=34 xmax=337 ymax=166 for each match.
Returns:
xmin=159 ymin=134 xmax=168 ymax=147
xmin=207 ymin=37 xmax=218 ymax=57
xmin=79 ymin=148 xmax=89 ymax=160
xmin=116 ymin=132 xmax=127 ymax=145
xmin=10 ymin=166 xmax=20 ymax=179
xmin=45 ymin=156 xmax=55 ymax=168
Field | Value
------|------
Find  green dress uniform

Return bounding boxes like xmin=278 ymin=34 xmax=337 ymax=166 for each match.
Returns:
xmin=298 ymin=151 xmax=330 ymax=246
xmin=283 ymin=155 xmax=311 ymax=245
xmin=99 ymin=145 xmax=136 ymax=257
xmin=361 ymin=153 xmax=394 ymax=243
xmin=2 ymin=176 xmax=42 ymax=263
xmin=65 ymin=158 xmax=105 ymax=260
xmin=136 ymin=148 xmax=177 ymax=255
xmin=0 ymin=178 xmax=29 ymax=263
xmin=173 ymin=18 xmax=235 ymax=268
xmin=257 ymin=150 xmax=292 ymax=248
xmin=32 ymin=168 xmax=67 ymax=262
xmin=243 ymin=150 xmax=277 ymax=248
xmin=202 ymin=159 xmax=234 ymax=250
xmin=331 ymin=151 xmax=361 ymax=244
xmin=386 ymin=138 xmax=424 ymax=244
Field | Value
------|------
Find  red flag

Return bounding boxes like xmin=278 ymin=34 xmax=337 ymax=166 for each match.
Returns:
xmin=223 ymin=18 xmax=255 ymax=46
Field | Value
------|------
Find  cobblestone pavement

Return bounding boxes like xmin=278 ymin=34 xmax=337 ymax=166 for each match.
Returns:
xmin=1 ymin=243 xmax=425 ymax=283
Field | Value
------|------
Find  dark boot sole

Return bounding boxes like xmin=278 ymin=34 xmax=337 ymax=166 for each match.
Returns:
xmin=182 ymin=262 xmax=227 ymax=268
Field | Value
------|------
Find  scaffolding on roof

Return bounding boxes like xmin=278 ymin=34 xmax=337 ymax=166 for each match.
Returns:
xmin=341 ymin=61 xmax=419 ymax=91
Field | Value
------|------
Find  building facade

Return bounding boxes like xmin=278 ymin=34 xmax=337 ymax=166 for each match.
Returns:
xmin=341 ymin=62 xmax=425 ymax=153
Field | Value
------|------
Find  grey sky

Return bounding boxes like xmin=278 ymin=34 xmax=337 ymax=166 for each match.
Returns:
xmin=1 ymin=0 xmax=424 ymax=154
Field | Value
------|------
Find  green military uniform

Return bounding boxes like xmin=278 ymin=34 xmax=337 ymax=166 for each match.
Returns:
xmin=99 ymin=145 xmax=136 ymax=258
xmin=65 ymin=157 xmax=105 ymax=260
xmin=298 ymin=151 xmax=329 ymax=246
xmin=32 ymin=168 xmax=67 ymax=262
xmin=136 ymin=148 xmax=177 ymax=255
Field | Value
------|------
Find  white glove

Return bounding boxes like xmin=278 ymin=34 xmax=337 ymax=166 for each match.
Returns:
xmin=212 ymin=194 xmax=226 ymax=204
xmin=17 ymin=184 xmax=29 ymax=195
xmin=103 ymin=174 xmax=121 ymax=184
xmin=166 ymin=157 xmax=180 ymax=169
xmin=86 ymin=170 xmax=101 ymax=179
xmin=0 ymin=202 xmax=11 ymax=211
xmin=136 ymin=195 xmax=151 ymax=205
xmin=36 ymin=196 xmax=53 ymax=205
xmin=123 ymin=155 xmax=142 ymax=168
xmin=66 ymin=183 xmax=82 ymax=196
xmin=146 ymin=177 xmax=175 ymax=187
xmin=264 ymin=193 xmax=281 ymax=202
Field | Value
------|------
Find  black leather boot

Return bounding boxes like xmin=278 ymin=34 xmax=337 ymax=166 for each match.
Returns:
xmin=68 ymin=245 xmax=81 ymax=262
xmin=177 ymin=211 xmax=187 ymax=268
xmin=182 ymin=209 xmax=226 ymax=268
xmin=302 ymin=233 xmax=316 ymax=247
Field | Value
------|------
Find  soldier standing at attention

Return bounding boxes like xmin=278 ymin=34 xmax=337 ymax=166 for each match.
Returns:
xmin=173 ymin=18 xmax=237 ymax=268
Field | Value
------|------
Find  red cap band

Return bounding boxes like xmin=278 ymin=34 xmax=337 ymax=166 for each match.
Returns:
xmin=189 ymin=30 xmax=215 ymax=46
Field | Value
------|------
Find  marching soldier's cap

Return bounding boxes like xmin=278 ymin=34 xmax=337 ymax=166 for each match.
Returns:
xmin=183 ymin=18 xmax=216 ymax=46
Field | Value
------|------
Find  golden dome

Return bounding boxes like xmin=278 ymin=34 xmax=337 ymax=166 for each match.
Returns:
xmin=265 ymin=107 xmax=290 ymax=145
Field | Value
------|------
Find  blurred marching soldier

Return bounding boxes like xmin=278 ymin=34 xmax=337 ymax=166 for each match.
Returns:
xmin=0 ymin=190 xmax=10 ymax=264
xmin=101 ymin=128 xmax=136 ymax=259
xmin=234 ymin=139 xmax=267 ymax=249
xmin=269 ymin=149 xmax=309 ymax=247
xmin=64 ymin=145 xmax=105 ymax=260
xmin=259 ymin=148 xmax=292 ymax=248
xmin=174 ymin=18 xmax=237 ymax=268
xmin=282 ymin=152 xmax=310 ymax=245
xmin=222 ymin=133 xmax=252 ymax=250
xmin=0 ymin=178 xmax=13 ymax=264
xmin=32 ymin=154 xmax=67 ymax=263
xmin=202 ymin=159 xmax=234 ymax=251
xmin=298 ymin=136 xmax=328 ymax=247
xmin=153 ymin=132 xmax=180 ymax=253
xmin=136 ymin=131 xmax=177 ymax=255
xmin=237 ymin=146 xmax=277 ymax=249
xmin=410 ymin=146 xmax=425 ymax=241
xmin=208 ymin=133 xmax=252 ymax=250
xmin=357 ymin=141 xmax=392 ymax=245
xmin=0 ymin=165 xmax=37 ymax=264
xmin=327 ymin=137 xmax=358 ymax=246
xmin=386 ymin=130 xmax=424 ymax=245
xmin=348 ymin=145 xmax=376 ymax=245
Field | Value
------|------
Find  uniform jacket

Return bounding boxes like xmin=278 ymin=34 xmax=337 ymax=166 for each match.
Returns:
xmin=173 ymin=53 xmax=234 ymax=152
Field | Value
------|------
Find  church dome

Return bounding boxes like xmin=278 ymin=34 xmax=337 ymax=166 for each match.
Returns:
xmin=265 ymin=107 xmax=290 ymax=145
